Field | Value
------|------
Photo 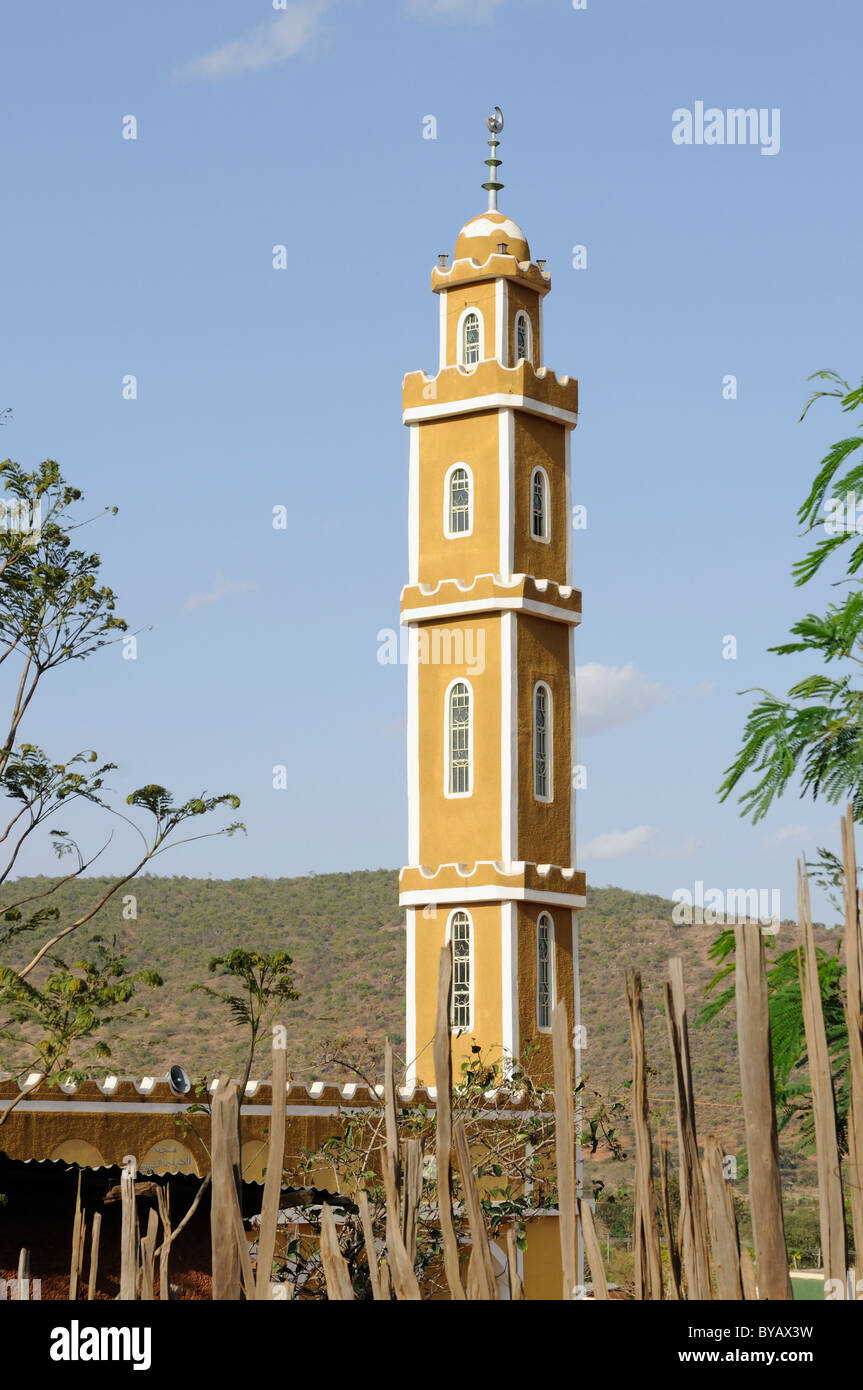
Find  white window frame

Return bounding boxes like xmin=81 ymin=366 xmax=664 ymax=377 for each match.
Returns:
xmin=530 ymin=465 xmax=550 ymax=544
xmin=443 ymin=462 xmax=473 ymax=539
xmin=446 ymin=908 xmax=474 ymax=1033
xmin=533 ymin=680 xmax=553 ymax=803
xmin=536 ymin=912 xmax=555 ymax=1033
xmin=457 ymin=307 xmax=484 ymax=371
xmin=514 ymin=310 xmax=533 ymax=365
xmin=444 ymin=677 xmax=473 ymax=799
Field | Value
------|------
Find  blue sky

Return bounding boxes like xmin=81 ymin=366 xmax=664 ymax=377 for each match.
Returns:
xmin=2 ymin=0 xmax=861 ymax=923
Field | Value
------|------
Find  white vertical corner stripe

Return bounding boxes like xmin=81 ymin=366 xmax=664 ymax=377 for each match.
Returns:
xmin=501 ymin=901 xmax=519 ymax=1070
xmin=564 ymin=428 xmax=572 ymax=586
xmin=495 ymin=278 xmax=507 ymax=365
xmin=407 ymin=627 xmax=420 ymax=863
xmin=408 ymin=425 xmax=420 ymax=585
xmin=439 ymin=289 xmax=447 ymax=370
xmin=498 ymin=409 xmax=515 ymax=579
xmin=569 ymin=624 xmax=577 ymax=867
xmin=405 ymin=907 xmax=417 ymax=1083
xmin=500 ymin=611 xmax=518 ymax=863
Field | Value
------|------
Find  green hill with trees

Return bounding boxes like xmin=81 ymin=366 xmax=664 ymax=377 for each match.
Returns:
xmin=1 ymin=871 xmax=836 ymax=1162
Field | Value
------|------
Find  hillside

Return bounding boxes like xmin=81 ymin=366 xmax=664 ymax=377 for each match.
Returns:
xmin=0 ymin=872 xmax=837 ymax=1155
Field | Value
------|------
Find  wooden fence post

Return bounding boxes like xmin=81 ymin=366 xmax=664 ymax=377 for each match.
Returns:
xmin=734 ymin=922 xmax=792 ymax=1300
xmin=625 ymin=969 xmax=663 ymax=1299
xmin=701 ymin=1135 xmax=743 ymax=1300
xmin=841 ymin=806 xmax=863 ymax=1272
xmin=88 ymin=1213 xmax=101 ymax=1301
xmin=659 ymin=1131 xmax=682 ymax=1299
xmin=119 ymin=1162 xmax=138 ymax=1301
xmin=552 ymin=1001 xmax=578 ymax=1300
xmin=433 ymin=945 xmax=466 ymax=1300
xmin=798 ymin=862 xmax=847 ymax=1286
xmin=255 ymin=1039 xmax=288 ymax=1298
xmin=665 ymin=960 xmax=712 ymax=1299
xmin=139 ymin=1207 xmax=159 ymax=1301
xmin=211 ymin=1077 xmax=243 ymax=1300
xmin=320 ymin=1203 xmax=355 ymax=1300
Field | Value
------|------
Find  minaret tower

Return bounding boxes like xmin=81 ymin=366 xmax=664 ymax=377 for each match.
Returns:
xmin=399 ymin=111 xmax=585 ymax=1084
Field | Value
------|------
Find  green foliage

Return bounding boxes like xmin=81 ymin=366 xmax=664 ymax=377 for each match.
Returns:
xmin=192 ymin=948 xmax=299 ymax=1087
xmin=0 ymin=459 xmax=243 ymax=1098
xmin=0 ymin=934 xmax=162 ymax=1081
xmin=700 ymin=928 xmax=848 ymax=1154
xmin=719 ymin=372 xmax=863 ymax=822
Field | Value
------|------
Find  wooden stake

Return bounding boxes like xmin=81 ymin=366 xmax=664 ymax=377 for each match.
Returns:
xmin=452 ymin=1118 xmax=498 ymax=1299
xmin=701 ymin=1135 xmax=743 ymax=1300
xmin=433 ymin=945 xmax=466 ymax=1300
xmin=402 ymin=1136 xmax=423 ymax=1269
xmin=625 ymin=969 xmax=663 ymax=1299
xmin=841 ymin=806 xmax=863 ymax=1271
xmin=381 ymin=1040 xmax=421 ymax=1299
xmin=255 ymin=1039 xmax=288 ymax=1298
xmin=552 ymin=1001 xmax=578 ymax=1300
xmin=88 ymin=1213 xmax=101 ymax=1301
xmin=119 ymin=1162 xmax=138 ymax=1301
xmin=659 ymin=1131 xmax=682 ymax=1299
xmin=734 ymin=922 xmax=792 ymax=1300
xmin=320 ymin=1203 xmax=355 ymax=1300
xmin=798 ymin=861 xmax=847 ymax=1285
xmin=69 ymin=1169 xmax=83 ymax=1300
xmin=505 ymin=1225 xmax=523 ymax=1300
xmin=139 ymin=1207 xmax=159 ymax=1301
xmin=156 ymin=1187 xmax=170 ymax=1301
xmin=580 ymin=1198 xmax=609 ymax=1299
xmin=211 ymin=1076 xmax=243 ymax=1300
xmin=665 ymin=961 xmax=712 ymax=1299
xmin=357 ymin=1190 xmax=384 ymax=1300
xmin=739 ymin=1245 xmax=758 ymax=1300
xmin=16 ymin=1248 xmax=29 ymax=1302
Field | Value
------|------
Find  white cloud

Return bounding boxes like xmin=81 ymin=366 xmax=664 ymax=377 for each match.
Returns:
xmin=581 ymin=825 xmax=659 ymax=862
xmin=762 ymin=824 xmax=809 ymax=850
xmin=175 ymin=2 xmax=330 ymax=81
xmin=184 ymin=576 xmax=258 ymax=611
xmin=576 ymin=662 xmax=672 ymax=735
xmin=657 ymin=835 xmax=701 ymax=861
xmin=406 ymin=0 xmax=508 ymax=19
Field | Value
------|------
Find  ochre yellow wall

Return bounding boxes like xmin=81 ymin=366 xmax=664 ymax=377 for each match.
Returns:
xmin=417 ymin=412 xmax=500 ymax=583
xmin=523 ymin=1214 xmax=566 ymax=1299
xmin=516 ymin=615 xmax=572 ymax=866
xmin=444 ymin=279 xmax=497 ymax=369
xmin=513 ymin=412 xmax=568 ymax=584
xmin=516 ymin=903 xmax=575 ymax=1084
xmin=417 ymin=612 xmax=502 ymax=867
xmin=507 ymin=280 xmax=542 ymax=368
xmin=412 ymin=901 xmax=503 ymax=1087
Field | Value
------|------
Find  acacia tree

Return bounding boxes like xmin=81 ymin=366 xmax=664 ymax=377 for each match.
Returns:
xmin=719 ymin=371 xmax=863 ymax=821
xmin=711 ymin=373 xmax=863 ymax=1149
xmin=0 ymin=458 xmax=244 ymax=1116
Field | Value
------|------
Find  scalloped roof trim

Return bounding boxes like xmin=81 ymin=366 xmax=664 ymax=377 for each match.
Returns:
xmin=399 ymin=860 xmax=578 ymax=882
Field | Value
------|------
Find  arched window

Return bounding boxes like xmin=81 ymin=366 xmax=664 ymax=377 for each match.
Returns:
xmin=531 ymin=466 xmax=549 ymax=542
xmin=515 ymin=311 xmax=532 ymax=364
xmin=459 ymin=310 xmax=482 ymax=368
xmin=536 ymin=913 xmax=554 ymax=1031
xmin=446 ymin=680 xmax=472 ymax=797
xmin=445 ymin=464 xmax=472 ymax=537
xmin=448 ymin=909 xmax=473 ymax=1031
xmin=534 ymin=681 xmax=552 ymax=801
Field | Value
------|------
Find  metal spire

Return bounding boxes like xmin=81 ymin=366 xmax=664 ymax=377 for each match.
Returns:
xmin=482 ymin=106 xmax=504 ymax=212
